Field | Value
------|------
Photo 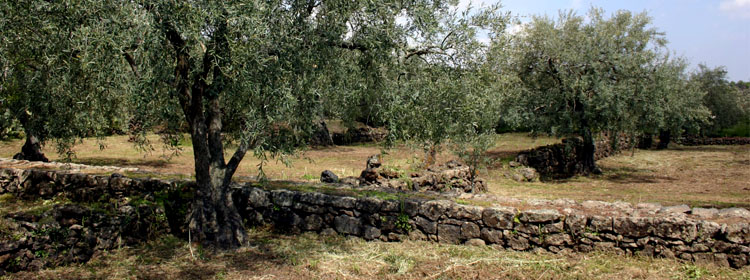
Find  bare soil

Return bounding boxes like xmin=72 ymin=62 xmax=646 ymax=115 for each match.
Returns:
xmin=1 ymin=133 xmax=748 ymax=208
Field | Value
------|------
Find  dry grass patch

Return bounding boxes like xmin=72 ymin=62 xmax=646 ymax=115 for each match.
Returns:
xmin=487 ymin=145 xmax=750 ymax=208
xmin=4 ymin=229 xmax=748 ymax=280
xmin=2 ymin=134 xmax=748 ymax=208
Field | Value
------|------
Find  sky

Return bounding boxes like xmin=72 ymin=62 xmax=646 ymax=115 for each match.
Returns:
xmin=459 ymin=0 xmax=750 ymax=81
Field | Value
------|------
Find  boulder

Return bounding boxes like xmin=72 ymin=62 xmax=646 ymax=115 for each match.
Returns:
xmin=320 ymin=170 xmax=339 ymax=183
xmin=519 ymin=209 xmax=562 ymax=223
xmin=366 ymin=154 xmax=381 ymax=169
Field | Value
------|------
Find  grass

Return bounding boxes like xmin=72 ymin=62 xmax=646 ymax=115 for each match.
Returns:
xmin=3 ymin=228 xmax=748 ymax=280
xmin=1 ymin=133 xmax=749 ymax=208
xmin=1 ymin=134 xmax=749 ymax=278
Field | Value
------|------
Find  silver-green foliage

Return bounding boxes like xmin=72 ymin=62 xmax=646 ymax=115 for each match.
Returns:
xmin=0 ymin=0 xmax=136 ymax=155
xmin=503 ymin=8 xmax=708 ymax=158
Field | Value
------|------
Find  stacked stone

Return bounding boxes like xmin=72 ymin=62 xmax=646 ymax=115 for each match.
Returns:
xmin=0 ymin=204 xmax=169 ymax=274
xmin=1 ymin=167 xmax=748 ymax=269
xmin=331 ymin=127 xmax=388 ymax=145
xmin=356 ymin=158 xmax=486 ymax=193
xmin=238 ymin=187 xmax=750 ymax=268
xmin=0 ymin=168 xmax=175 ymax=202
xmin=514 ymin=133 xmax=635 ymax=179
xmin=678 ymin=137 xmax=750 ymax=146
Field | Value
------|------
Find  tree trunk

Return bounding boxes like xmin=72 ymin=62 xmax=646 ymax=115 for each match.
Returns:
xmin=657 ymin=130 xmax=671 ymax=150
xmin=637 ymin=134 xmax=653 ymax=149
xmin=580 ymin=127 xmax=601 ymax=175
xmin=424 ymin=142 xmax=438 ymax=167
xmin=310 ymin=120 xmax=334 ymax=146
xmin=13 ymin=122 xmax=48 ymax=162
xmin=158 ymin=9 xmax=249 ymax=250
xmin=188 ymin=170 xmax=246 ymax=250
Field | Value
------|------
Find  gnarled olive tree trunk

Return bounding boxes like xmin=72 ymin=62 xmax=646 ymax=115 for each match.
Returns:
xmin=580 ymin=127 xmax=601 ymax=175
xmin=156 ymin=14 xmax=249 ymax=249
xmin=13 ymin=116 xmax=48 ymax=162
xmin=657 ymin=130 xmax=671 ymax=150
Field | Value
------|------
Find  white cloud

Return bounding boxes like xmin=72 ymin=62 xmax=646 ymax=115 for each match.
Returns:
xmin=719 ymin=0 xmax=750 ymax=19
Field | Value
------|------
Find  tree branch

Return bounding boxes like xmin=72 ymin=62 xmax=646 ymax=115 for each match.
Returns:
xmin=224 ymin=139 xmax=250 ymax=183
xmin=122 ymin=51 xmax=140 ymax=79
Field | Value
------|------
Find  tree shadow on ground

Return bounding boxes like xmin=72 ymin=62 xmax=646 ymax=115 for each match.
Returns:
xmin=595 ymin=166 xmax=677 ymax=184
xmin=546 ymin=166 xmax=676 ymax=185
xmin=669 ymin=146 xmax=734 ymax=152
xmin=71 ymin=157 xmax=170 ymax=168
xmin=483 ymin=150 xmax=518 ymax=168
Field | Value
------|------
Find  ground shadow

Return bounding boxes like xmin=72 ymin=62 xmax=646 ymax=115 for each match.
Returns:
xmin=546 ymin=166 xmax=676 ymax=185
xmin=71 ymin=157 xmax=170 ymax=168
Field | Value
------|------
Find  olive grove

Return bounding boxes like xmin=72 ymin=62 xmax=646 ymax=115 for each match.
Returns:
xmin=502 ymin=9 xmax=708 ymax=172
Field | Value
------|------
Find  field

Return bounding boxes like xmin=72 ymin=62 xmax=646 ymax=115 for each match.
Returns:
xmin=4 ymin=229 xmax=749 ymax=280
xmin=1 ymin=133 xmax=748 ymax=208
xmin=2 ymin=134 xmax=750 ymax=279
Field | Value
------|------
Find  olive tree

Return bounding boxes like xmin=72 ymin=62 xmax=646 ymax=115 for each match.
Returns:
xmin=506 ymin=8 xmax=673 ymax=173
xmin=108 ymin=0 xmax=500 ymax=249
xmin=632 ymin=58 xmax=709 ymax=149
xmin=0 ymin=1 xmax=134 ymax=161
xmin=385 ymin=4 xmax=509 ymax=169
xmin=691 ymin=64 xmax=748 ymax=136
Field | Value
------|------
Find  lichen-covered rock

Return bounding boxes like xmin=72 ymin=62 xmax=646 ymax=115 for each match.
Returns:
xmin=545 ymin=233 xmax=573 ymax=246
xmin=414 ymin=216 xmax=437 ymax=234
xmin=691 ymin=207 xmax=719 ymax=219
xmin=480 ymin=228 xmax=503 ymax=244
xmin=320 ymin=170 xmax=339 ymax=183
xmin=419 ymin=200 xmax=452 ymax=221
xmin=506 ymin=234 xmax=530 ymax=251
xmin=302 ymin=214 xmax=323 ymax=231
xmin=438 ymin=224 xmax=461 ymax=244
xmin=652 ymin=218 xmax=698 ymax=242
xmin=363 ymin=226 xmax=381 ymax=240
xmin=460 ymin=222 xmax=481 ymax=239
xmin=519 ymin=209 xmax=562 ymax=223
xmin=718 ymin=208 xmax=750 ymax=219
xmin=328 ymin=196 xmax=357 ymax=209
xmin=334 ymin=215 xmax=362 ymax=235
xmin=589 ymin=216 xmax=613 ymax=232
xmin=446 ymin=205 xmax=482 ymax=221
xmin=565 ymin=214 xmax=587 ymax=235
xmin=271 ymin=189 xmax=296 ymax=207
xmin=613 ymin=217 xmax=651 ymax=238
xmin=725 ymin=223 xmax=750 ymax=244
xmin=356 ymin=197 xmax=382 ymax=213
xmin=482 ymin=207 xmax=516 ymax=229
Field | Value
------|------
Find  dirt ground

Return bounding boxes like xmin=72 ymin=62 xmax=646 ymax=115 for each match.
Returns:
xmin=1 ymin=133 xmax=748 ymax=208
xmin=5 ymin=230 xmax=749 ymax=280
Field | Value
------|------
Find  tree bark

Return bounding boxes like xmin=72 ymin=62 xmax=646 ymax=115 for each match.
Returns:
xmin=310 ymin=120 xmax=334 ymax=146
xmin=637 ymin=134 xmax=653 ymax=149
xmin=657 ymin=130 xmax=671 ymax=150
xmin=13 ymin=129 xmax=48 ymax=162
xmin=13 ymin=116 xmax=48 ymax=162
xmin=157 ymin=10 xmax=248 ymax=250
xmin=580 ymin=127 xmax=601 ymax=175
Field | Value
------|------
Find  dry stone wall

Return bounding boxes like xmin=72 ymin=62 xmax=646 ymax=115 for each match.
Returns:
xmin=515 ymin=132 xmax=635 ymax=179
xmin=677 ymin=137 xmax=750 ymax=146
xmin=239 ymin=187 xmax=750 ymax=268
xmin=1 ymin=166 xmax=748 ymax=271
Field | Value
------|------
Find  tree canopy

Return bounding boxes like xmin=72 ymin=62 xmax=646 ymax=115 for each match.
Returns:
xmin=504 ymin=8 xmax=708 ymax=171
xmin=0 ymin=0 xmax=135 ymax=161
xmin=0 ymin=1 xmax=733 ymax=250
xmin=107 ymin=0 xmax=507 ymax=249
